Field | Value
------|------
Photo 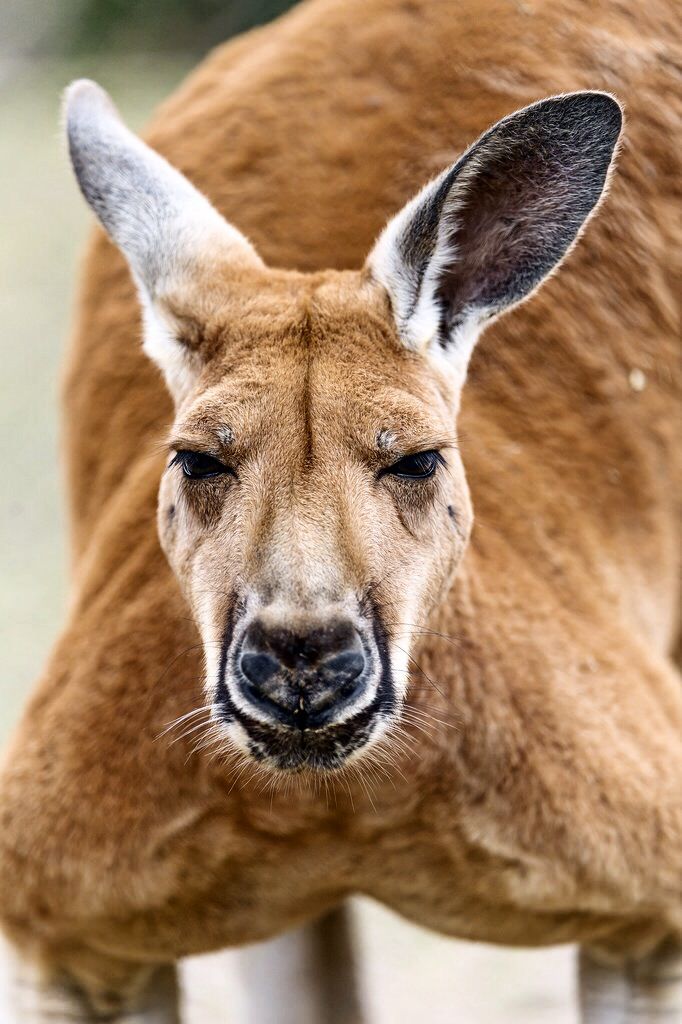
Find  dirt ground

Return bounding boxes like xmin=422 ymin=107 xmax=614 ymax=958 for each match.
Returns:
xmin=0 ymin=58 xmax=578 ymax=1023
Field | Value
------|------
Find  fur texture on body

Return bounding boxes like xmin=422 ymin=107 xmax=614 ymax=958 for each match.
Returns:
xmin=0 ymin=0 xmax=680 ymax=1020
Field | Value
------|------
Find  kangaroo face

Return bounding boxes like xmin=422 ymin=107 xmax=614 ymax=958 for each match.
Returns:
xmin=64 ymin=80 xmax=621 ymax=771
xmin=155 ymin=269 xmax=471 ymax=769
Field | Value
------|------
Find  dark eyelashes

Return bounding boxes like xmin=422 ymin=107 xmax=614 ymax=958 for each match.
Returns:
xmin=171 ymin=450 xmax=233 ymax=480
xmin=380 ymin=450 xmax=445 ymax=481
xmin=169 ymin=448 xmax=444 ymax=483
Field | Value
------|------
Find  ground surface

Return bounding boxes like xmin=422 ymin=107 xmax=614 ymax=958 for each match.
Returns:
xmin=0 ymin=57 xmax=576 ymax=1022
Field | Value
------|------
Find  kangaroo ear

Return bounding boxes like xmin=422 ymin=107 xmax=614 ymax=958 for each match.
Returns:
xmin=367 ymin=92 xmax=623 ymax=378
xmin=63 ymin=79 xmax=263 ymax=402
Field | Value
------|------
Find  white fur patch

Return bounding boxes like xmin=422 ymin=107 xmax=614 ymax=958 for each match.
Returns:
xmin=141 ymin=301 xmax=200 ymax=404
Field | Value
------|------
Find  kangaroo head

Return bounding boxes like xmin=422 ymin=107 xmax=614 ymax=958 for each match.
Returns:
xmin=64 ymin=80 xmax=622 ymax=772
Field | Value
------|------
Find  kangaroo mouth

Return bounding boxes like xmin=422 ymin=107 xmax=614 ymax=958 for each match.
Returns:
xmin=216 ymin=678 xmax=394 ymax=771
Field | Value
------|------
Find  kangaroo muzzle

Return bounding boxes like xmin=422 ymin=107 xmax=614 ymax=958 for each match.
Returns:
xmin=216 ymin=597 xmax=395 ymax=770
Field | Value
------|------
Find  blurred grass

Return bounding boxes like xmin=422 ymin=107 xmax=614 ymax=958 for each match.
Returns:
xmin=69 ymin=0 xmax=296 ymax=54
xmin=0 ymin=0 xmax=297 ymax=59
xmin=0 ymin=52 xmax=578 ymax=1024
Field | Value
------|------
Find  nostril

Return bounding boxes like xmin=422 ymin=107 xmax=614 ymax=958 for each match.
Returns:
xmin=235 ymin=619 xmax=370 ymax=726
xmin=240 ymin=651 xmax=280 ymax=687
xmin=323 ymin=650 xmax=365 ymax=682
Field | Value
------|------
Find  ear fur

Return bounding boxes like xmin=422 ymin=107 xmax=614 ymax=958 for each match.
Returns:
xmin=63 ymin=79 xmax=263 ymax=401
xmin=367 ymin=91 xmax=623 ymax=377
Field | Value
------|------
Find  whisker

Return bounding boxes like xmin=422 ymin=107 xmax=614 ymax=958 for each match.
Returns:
xmin=156 ymin=702 xmax=215 ymax=738
xmin=392 ymin=643 xmax=449 ymax=700
xmin=167 ymin=715 xmax=215 ymax=747
xmin=386 ymin=623 xmax=464 ymax=649
xmin=348 ymin=762 xmax=377 ymax=812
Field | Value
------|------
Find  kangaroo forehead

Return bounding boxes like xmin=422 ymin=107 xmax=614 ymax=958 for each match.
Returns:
xmin=178 ymin=359 xmax=449 ymax=451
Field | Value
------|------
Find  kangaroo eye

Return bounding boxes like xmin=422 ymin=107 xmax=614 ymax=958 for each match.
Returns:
xmin=172 ymin=451 xmax=230 ymax=480
xmin=385 ymin=450 xmax=442 ymax=480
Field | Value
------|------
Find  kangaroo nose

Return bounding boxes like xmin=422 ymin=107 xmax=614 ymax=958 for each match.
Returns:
xmin=237 ymin=618 xmax=368 ymax=728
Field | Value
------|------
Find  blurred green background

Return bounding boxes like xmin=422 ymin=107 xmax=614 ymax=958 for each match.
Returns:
xmin=0 ymin=1 xmax=577 ymax=1020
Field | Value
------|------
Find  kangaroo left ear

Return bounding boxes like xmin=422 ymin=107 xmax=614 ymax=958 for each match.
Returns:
xmin=367 ymin=92 xmax=623 ymax=377
xmin=63 ymin=79 xmax=264 ymax=404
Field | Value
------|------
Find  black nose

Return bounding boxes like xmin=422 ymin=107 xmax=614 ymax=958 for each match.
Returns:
xmin=237 ymin=618 xmax=368 ymax=728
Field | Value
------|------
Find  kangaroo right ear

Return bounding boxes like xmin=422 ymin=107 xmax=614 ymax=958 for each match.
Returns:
xmin=63 ymin=79 xmax=263 ymax=402
xmin=367 ymin=91 xmax=623 ymax=383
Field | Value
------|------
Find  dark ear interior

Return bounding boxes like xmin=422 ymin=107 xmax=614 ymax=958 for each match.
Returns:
xmin=403 ymin=92 xmax=623 ymax=342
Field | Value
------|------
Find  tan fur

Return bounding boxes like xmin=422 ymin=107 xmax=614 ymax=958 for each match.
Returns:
xmin=1 ymin=0 xmax=681 ymax=1017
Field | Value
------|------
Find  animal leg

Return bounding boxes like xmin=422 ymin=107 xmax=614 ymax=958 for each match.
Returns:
xmin=579 ymin=937 xmax=682 ymax=1023
xmin=0 ymin=934 xmax=180 ymax=1024
xmin=239 ymin=903 xmax=365 ymax=1024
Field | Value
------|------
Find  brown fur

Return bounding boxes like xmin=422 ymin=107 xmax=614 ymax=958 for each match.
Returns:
xmin=1 ymin=0 xmax=681 ymax=1015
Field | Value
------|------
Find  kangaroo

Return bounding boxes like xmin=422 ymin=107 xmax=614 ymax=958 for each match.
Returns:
xmin=1 ymin=0 xmax=680 ymax=1021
